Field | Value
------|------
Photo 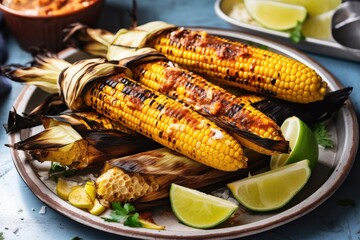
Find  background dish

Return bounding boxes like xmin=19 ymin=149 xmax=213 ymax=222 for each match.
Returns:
xmin=8 ymin=28 xmax=358 ymax=239
xmin=214 ymin=0 xmax=360 ymax=62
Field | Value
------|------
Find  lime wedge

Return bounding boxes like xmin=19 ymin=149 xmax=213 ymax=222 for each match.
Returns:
xmin=270 ymin=116 xmax=318 ymax=170
xmin=273 ymin=0 xmax=341 ymax=16
xmin=244 ymin=0 xmax=307 ymax=30
xmin=227 ymin=159 xmax=311 ymax=211
xmin=302 ymin=10 xmax=335 ymax=40
xmin=169 ymin=184 xmax=238 ymax=229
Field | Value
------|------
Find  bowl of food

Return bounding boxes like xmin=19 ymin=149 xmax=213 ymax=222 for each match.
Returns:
xmin=0 ymin=0 xmax=104 ymax=51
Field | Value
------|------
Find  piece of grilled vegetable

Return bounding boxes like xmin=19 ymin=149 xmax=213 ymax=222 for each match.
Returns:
xmin=7 ymin=112 xmax=160 ymax=169
xmin=96 ymin=148 xmax=266 ymax=205
xmin=64 ymin=21 xmax=328 ymax=104
xmin=4 ymin=57 xmax=247 ymax=171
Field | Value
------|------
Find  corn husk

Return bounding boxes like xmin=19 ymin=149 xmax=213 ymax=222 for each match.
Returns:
xmin=96 ymin=148 xmax=267 ymax=206
xmin=7 ymin=112 xmax=159 ymax=169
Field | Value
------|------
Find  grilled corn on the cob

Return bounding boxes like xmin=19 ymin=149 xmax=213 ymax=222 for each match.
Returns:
xmin=100 ymin=21 xmax=328 ymax=103
xmin=5 ymin=56 xmax=247 ymax=171
xmin=130 ymin=59 xmax=288 ymax=154
xmin=64 ymin=22 xmax=328 ymax=103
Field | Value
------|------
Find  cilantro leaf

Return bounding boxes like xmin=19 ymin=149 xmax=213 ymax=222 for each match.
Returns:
xmin=124 ymin=212 xmax=142 ymax=227
xmin=313 ymin=122 xmax=334 ymax=148
xmin=123 ymin=203 xmax=136 ymax=214
xmin=102 ymin=202 xmax=142 ymax=228
xmin=290 ymin=21 xmax=305 ymax=44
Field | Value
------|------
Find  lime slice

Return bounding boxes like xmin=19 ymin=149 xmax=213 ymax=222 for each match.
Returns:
xmin=302 ymin=10 xmax=335 ymax=40
xmin=227 ymin=159 xmax=311 ymax=211
xmin=270 ymin=116 xmax=318 ymax=170
xmin=169 ymin=184 xmax=238 ymax=229
xmin=273 ymin=0 xmax=341 ymax=16
xmin=244 ymin=0 xmax=307 ymax=30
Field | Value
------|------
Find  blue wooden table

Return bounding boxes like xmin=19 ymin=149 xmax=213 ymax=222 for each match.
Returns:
xmin=1 ymin=0 xmax=359 ymax=239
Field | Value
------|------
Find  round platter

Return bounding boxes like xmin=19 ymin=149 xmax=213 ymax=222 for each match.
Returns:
xmin=8 ymin=28 xmax=359 ymax=239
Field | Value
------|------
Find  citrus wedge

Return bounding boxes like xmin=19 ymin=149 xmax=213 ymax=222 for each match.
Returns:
xmin=170 ymin=184 xmax=238 ymax=229
xmin=270 ymin=116 xmax=318 ymax=170
xmin=273 ymin=0 xmax=341 ymax=16
xmin=244 ymin=0 xmax=307 ymax=30
xmin=227 ymin=159 xmax=311 ymax=211
xmin=302 ymin=10 xmax=335 ymax=40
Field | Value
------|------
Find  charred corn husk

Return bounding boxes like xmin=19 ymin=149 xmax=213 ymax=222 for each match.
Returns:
xmin=96 ymin=148 xmax=266 ymax=204
xmin=84 ymin=21 xmax=327 ymax=103
xmin=7 ymin=112 xmax=159 ymax=169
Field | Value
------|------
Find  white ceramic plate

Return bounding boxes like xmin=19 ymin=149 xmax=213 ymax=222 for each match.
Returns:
xmin=8 ymin=28 xmax=359 ymax=239
xmin=214 ymin=0 xmax=360 ymax=62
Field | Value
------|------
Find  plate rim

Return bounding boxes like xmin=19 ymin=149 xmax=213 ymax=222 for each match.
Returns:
xmin=8 ymin=28 xmax=359 ymax=239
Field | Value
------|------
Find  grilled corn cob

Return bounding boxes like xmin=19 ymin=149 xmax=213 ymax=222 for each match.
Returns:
xmin=81 ymin=21 xmax=327 ymax=103
xmin=4 ymin=56 xmax=247 ymax=171
xmin=130 ymin=59 xmax=288 ymax=154
xmin=70 ymin=61 xmax=246 ymax=171
xmin=96 ymin=148 xmax=266 ymax=205
xmin=7 ymin=112 xmax=159 ymax=169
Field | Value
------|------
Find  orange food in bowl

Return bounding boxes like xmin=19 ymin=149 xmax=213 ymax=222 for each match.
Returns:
xmin=2 ymin=0 xmax=98 ymax=16
xmin=0 ymin=0 xmax=103 ymax=51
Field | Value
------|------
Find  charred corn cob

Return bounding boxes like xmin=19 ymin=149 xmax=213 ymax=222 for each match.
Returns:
xmin=65 ymin=60 xmax=246 ymax=171
xmin=96 ymin=148 xmax=266 ymax=204
xmin=7 ymin=112 xmax=159 ymax=169
xmin=130 ymin=60 xmax=288 ymax=154
xmin=77 ymin=21 xmax=326 ymax=103
xmin=147 ymin=22 xmax=328 ymax=103
xmin=4 ymin=56 xmax=247 ymax=171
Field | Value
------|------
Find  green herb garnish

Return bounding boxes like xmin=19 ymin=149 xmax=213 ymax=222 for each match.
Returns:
xmin=290 ymin=21 xmax=305 ymax=43
xmin=48 ymin=162 xmax=76 ymax=180
xmin=102 ymin=202 xmax=142 ymax=228
xmin=0 ymin=232 xmax=4 ymax=240
xmin=313 ymin=122 xmax=334 ymax=148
